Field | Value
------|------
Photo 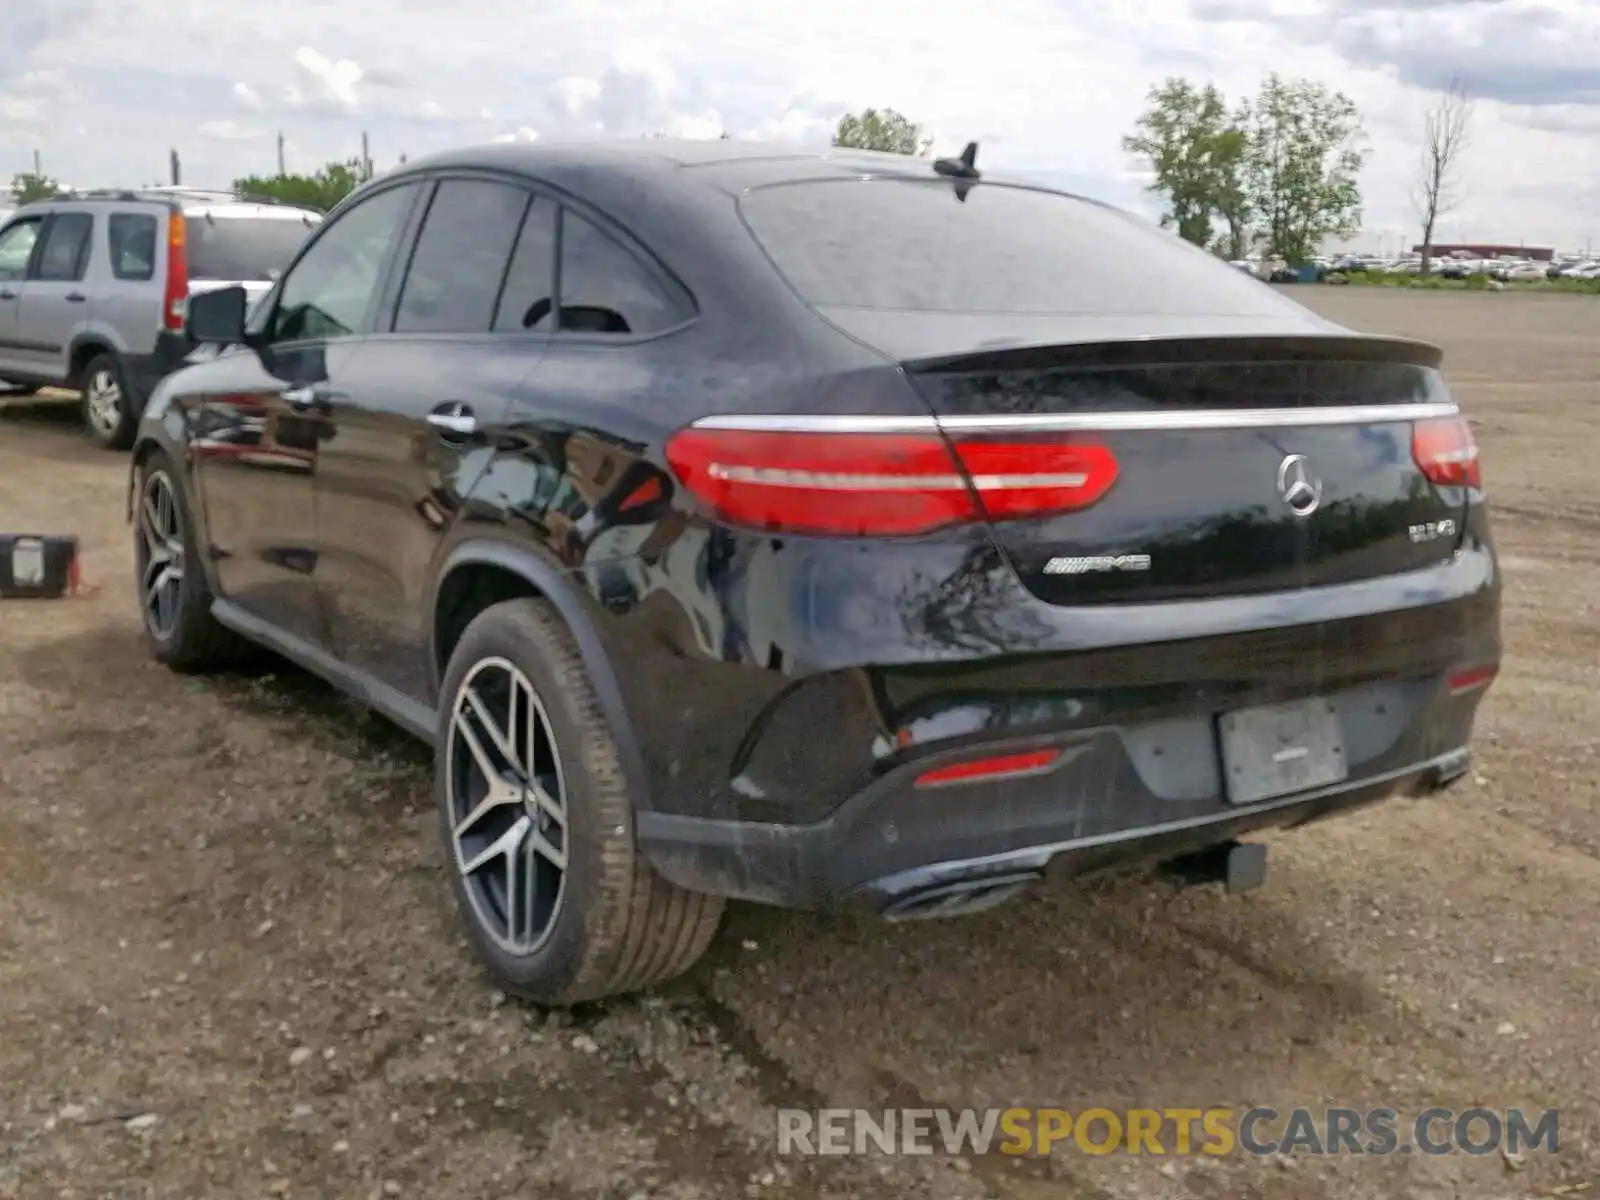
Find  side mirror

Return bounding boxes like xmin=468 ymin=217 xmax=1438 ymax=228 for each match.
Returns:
xmin=186 ymin=285 xmax=250 ymax=346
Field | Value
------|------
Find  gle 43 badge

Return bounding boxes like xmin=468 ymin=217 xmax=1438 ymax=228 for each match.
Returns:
xmin=1408 ymin=519 xmax=1458 ymax=544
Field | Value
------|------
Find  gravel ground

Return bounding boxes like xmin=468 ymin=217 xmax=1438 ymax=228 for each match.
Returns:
xmin=1 ymin=289 xmax=1596 ymax=1200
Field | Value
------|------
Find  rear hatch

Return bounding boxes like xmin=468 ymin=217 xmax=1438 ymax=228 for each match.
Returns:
xmin=184 ymin=205 xmax=320 ymax=305
xmin=736 ymin=175 xmax=1477 ymax=607
xmin=901 ymin=335 xmax=1473 ymax=605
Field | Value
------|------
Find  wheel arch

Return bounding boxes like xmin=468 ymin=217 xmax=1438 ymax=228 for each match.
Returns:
xmin=67 ymin=335 xmax=118 ymax=384
xmin=429 ymin=540 xmax=653 ymax=810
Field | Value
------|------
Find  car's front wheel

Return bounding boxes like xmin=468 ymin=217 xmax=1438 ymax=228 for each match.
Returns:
xmin=134 ymin=449 xmax=253 ymax=670
xmin=437 ymin=598 xmax=723 ymax=1005
xmin=82 ymin=352 xmax=137 ymax=451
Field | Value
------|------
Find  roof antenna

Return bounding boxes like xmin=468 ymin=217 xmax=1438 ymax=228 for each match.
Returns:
xmin=932 ymin=141 xmax=980 ymax=201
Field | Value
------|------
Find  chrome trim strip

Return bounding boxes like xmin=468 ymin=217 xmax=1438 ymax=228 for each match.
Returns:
xmin=692 ymin=402 xmax=1459 ymax=434
xmin=693 ymin=414 xmax=936 ymax=433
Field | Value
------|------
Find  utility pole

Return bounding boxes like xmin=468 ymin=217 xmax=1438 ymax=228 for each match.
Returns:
xmin=276 ymin=130 xmax=286 ymax=176
xmin=32 ymin=149 xmax=41 ymax=176
xmin=361 ymin=130 xmax=372 ymax=179
xmin=170 ymin=148 xmax=181 ymax=186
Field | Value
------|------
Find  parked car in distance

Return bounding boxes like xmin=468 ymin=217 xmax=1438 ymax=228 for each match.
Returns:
xmin=0 ymin=187 xmax=321 ymax=448
xmin=129 ymin=139 xmax=1501 ymax=1005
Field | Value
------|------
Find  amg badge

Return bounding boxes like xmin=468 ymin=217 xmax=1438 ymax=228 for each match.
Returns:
xmin=1042 ymin=553 xmax=1153 ymax=576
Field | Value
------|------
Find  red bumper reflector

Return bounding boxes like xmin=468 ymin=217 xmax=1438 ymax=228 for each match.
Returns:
xmin=915 ymin=748 xmax=1061 ymax=788
xmin=1447 ymin=665 xmax=1498 ymax=694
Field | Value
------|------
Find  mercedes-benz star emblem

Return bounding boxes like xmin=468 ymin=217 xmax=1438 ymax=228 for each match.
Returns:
xmin=1276 ymin=453 xmax=1323 ymax=517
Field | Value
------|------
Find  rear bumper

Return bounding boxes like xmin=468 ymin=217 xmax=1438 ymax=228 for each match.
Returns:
xmin=585 ymin=515 xmax=1499 ymax=911
xmin=123 ymin=331 xmax=195 ymax=404
xmin=638 ymin=741 xmax=1476 ymax=912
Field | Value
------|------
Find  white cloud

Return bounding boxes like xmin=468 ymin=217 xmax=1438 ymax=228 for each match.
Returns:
xmin=0 ymin=95 xmax=42 ymax=123
xmin=491 ymin=126 xmax=541 ymax=144
xmin=663 ymin=113 xmax=726 ymax=139
xmin=200 ymin=120 xmax=264 ymax=141
xmin=0 ymin=0 xmax=1594 ymax=248
xmin=551 ymin=77 xmax=603 ymax=120
xmin=285 ymin=45 xmax=364 ymax=113
xmin=750 ymin=107 xmax=835 ymax=143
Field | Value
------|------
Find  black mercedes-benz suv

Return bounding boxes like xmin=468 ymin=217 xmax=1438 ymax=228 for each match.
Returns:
xmin=128 ymin=138 xmax=1501 ymax=1005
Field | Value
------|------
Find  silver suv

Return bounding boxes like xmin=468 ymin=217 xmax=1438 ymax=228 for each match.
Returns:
xmin=0 ymin=187 xmax=321 ymax=448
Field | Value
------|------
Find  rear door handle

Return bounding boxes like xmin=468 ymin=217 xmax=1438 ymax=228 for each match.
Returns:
xmin=426 ymin=402 xmax=477 ymax=438
xmin=282 ymin=384 xmax=332 ymax=413
xmin=65 ymin=292 xmax=86 ymax=303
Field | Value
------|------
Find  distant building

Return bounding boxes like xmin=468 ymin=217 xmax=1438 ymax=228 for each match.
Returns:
xmin=1320 ymin=229 xmax=1412 ymax=258
xmin=1419 ymin=243 xmax=1554 ymax=262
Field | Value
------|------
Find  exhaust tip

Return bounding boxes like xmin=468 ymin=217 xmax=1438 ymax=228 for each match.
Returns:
xmin=1408 ymin=748 xmax=1472 ymax=796
xmin=1159 ymin=840 xmax=1267 ymax=895
xmin=880 ymin=871 xmax=1042 ymax=921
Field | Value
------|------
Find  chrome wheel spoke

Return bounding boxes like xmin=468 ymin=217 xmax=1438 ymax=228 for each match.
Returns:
xmin=460 ymin=813 xmax=531 ymax=877
xmin=463 ymin=685 xmax=524 ymax=777
xmin=446 ymin=657 xmax=570 ymax=956
xmin=527 ymin=780 xmax=565 ymax=830
xmin=88 ymin=374 xmax=123 ymax=432
xmin=452 ymin=773 xmax=522 ymax=840
xmin=453 ymin=698 xmax=511 ymax=785
xmin=136 ymin=471 xmax=185 ymax=639
xmin=525 ymin=822 xmax=566 ymax=871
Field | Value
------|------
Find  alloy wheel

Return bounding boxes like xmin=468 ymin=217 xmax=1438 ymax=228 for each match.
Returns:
xmin=137 ymin=471 xmax=186 ymax=639
xmin=85 ymin=369 xmax=123 ymax=437
xmin=446 ymin=657 xmax=570 ymax=956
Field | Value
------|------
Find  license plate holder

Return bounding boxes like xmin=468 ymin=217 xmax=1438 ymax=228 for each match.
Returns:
xmin=1219 ymin=697 xmax=1347 ymax=805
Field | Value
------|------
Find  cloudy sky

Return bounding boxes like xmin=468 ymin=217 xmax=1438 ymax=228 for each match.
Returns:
xmin=3 ymin=0 xmax=1598 ymax=251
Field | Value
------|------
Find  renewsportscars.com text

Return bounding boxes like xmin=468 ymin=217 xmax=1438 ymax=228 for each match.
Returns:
xmin=776 ymin=1107 xmax=1560 ymax=1158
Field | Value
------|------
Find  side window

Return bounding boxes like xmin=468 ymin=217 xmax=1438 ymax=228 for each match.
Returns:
xmin=108 ymin=213 xmax=157 ymax=281
xmin=493 ymin=199 xmax=558 ymax=332
xmin=270 ymin=183 xmax=418 ymax=343
xmin=0 ymin=218 xmax=42 ymax=281
xmin=557 ymin=211 xmax=687 ymax=336
xmin=33 ymin=213 xmax=93 ymax=282
xmin=394 ymin=179 xmax=529 ymax=335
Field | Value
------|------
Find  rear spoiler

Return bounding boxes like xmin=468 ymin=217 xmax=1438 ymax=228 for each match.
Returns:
xmin=900 ymin=333 xmax=1445 ymax=375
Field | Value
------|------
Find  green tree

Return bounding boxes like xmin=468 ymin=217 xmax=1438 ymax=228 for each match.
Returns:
xmin=832 ymin=107 xmax=930 ymax=156
xmin=10 ymin=172 xmax=58 ymax=205
xmin=231 ymin=158 xmax=373 ymax=213
xmin=1241 ymin=74 xmax=1365 ymax=263
xmin=1121 ymin=79 xmax=1249 ymax=255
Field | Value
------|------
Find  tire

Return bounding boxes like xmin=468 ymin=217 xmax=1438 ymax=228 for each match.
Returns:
xmin=81 ymin=352 xmax=138 ymax=451
xmin=134 ymin=449 xmax=254 ymax=671
xmin=437 ymin=597 xmax=723 ymax=1005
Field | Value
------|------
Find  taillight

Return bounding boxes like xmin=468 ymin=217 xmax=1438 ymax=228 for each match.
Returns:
xmin=663 ymin=426 xmax=1119 ymax=536
xmin=1412 ymin=416 xmax=1481 ymax=489
xmin=163 ymin=215 xmax=189 ymax=332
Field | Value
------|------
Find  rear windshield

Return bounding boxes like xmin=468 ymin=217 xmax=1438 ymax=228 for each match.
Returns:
xmin=738 ymin=179 xmax=1286 ymax=315
xmin=184 ymin=214 xmax=317 ymax=281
